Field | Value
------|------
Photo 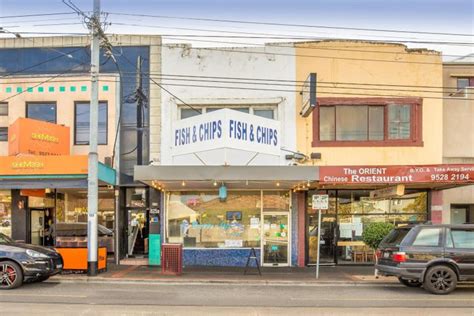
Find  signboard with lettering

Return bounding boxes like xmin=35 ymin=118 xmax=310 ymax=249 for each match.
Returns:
xmin=8 ymin=118 xmax=70 ymax=156
xmin=312 ymin=194 xmax=329 ymax=210
xmin=172 ymin=109 xmax=280 ymax=156
xmin=0 ymin=155 xmax=88 ymax=176
xmin=320 ymin=165 xmax=474 ymax=184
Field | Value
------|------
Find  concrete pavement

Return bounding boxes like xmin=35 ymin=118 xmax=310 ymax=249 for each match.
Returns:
xmin=51 ymin=264 xmax=398 ymax=285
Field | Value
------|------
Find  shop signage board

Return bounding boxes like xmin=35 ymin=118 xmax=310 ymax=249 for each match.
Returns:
xmin=312 ymin=194 xmax=329 ymax=210
xmin=8 ymin=118 xmax=70 ymax=156
xmin=172 ymin=108 xmax=280 ymax=156
xmin=320 ymin=165 xmax=474 ymax=184
xmin=369 ymin=184 xmax=405 ymax=199
xmin=0 ymin=155 xmax=88 ymax=175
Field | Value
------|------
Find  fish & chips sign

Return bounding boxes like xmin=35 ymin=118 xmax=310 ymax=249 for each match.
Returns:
xmin=172 ymin=109 xmax=280 ymax=156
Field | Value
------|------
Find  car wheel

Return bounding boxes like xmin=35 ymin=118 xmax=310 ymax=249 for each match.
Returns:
xmin=423 ymin=265 xmax=457 ymax=295
xmin=0 ymin=261 xmax=23 ymax=290
xmin=398 ymin=277 xmax=422 ymax=287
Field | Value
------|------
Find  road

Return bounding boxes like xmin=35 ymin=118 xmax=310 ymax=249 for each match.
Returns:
xmin=0 ymin=281 xmax=472 ymax=315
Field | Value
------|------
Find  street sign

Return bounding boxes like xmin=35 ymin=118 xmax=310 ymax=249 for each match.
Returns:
xmin=312 ymin=194 xmax=329 ymax=280
xmin=312 ymin=194 xmax=329 ymax=210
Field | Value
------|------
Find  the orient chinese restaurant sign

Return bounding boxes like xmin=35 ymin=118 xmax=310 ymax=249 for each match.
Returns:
xmin=172 ymin=108 xmax=280 ymax=156
xmin=0 ymin=156 xmax=88 ymax=176
xmin=320 ymin=165 xmax=474 ymax=184
xmin=8 ymin=118 xmax=70 ymax=156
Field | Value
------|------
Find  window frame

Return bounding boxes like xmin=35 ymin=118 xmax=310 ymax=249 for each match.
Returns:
xmin=179 ymin=105 xmax=278 ymax=120
xmin=0 ymin=103 xmax=8 ymax=116
xmin=74 ymin=101 xmax=109 ymax=146
xmin=26 ymin=101 xmax=57 ymax=124
xmin=456 ymin=77 xmax=474 ymax=90
xmin=312 ymin=97 xmax=423 ymax=147
xmin=0 ymin=127 xmax=7 ymax=142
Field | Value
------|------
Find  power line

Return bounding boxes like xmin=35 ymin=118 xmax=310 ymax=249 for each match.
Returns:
xmin=120 ymin=72 xmax=461 ymax=92
xmin=109 ymin=22 xmax=474 ymax=47
xmin=155 ymin=82 xmax=474 ymax=101
xmin=107 ymin=12 xmax=474 ymax=38
xmin=129 ymin=74 xmax=455 ymax=95
xmin=0 ymin=12 xmax=77 ymax=19
xmin=114 ymin=48 xmax=201 ymax=113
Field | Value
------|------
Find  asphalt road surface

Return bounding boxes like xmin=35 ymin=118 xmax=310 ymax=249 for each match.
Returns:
xmin=0 ymin=280 xmax=472 ymax=315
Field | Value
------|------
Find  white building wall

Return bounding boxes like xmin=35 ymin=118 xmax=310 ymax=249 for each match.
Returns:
xmin=159 ymin=44 xmax=296 ymax=166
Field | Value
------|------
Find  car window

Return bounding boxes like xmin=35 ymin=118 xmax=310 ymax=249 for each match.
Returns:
xmin=380 ymin=228 xmax=410 ymax=247
xmin=451 ymin=229 xmax=474 ymax=249
xmin=445 ymin=230 xmax=454 ymax=248
xmin=412 ymin=228 xmax=442 ymax=247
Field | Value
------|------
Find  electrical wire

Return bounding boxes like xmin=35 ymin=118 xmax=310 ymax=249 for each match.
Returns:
xmin=107 ymin=22 xmax=474 ymax=47
xmin=0 ymin=12 xmax=77 ymax=19
xmin=106 ymin=12 xmax=474 ymax=38
xmin=113 ymin=48 xmax=201 ymax=114
xmin=119 ymin=72 xmax=461 ymax=92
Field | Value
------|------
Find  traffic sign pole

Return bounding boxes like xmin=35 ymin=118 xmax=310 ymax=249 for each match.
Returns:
xmin=316 ymin=208 xmax=322 ymax=279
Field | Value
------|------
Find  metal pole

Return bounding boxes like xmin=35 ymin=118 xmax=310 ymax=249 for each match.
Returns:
xmin=87 ymin=0 xmax=100 ymax=276
xmin=136 ymin=56 xmax=143 ymax=166
xmin=316 ymin=209 xmax=322 ymax=279
xmin=114 ymin=188 xmax=120 ymax=265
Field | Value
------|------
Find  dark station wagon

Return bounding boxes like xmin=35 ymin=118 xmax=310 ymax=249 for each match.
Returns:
xmin=376 ymin=224 xmax=474 ymax=294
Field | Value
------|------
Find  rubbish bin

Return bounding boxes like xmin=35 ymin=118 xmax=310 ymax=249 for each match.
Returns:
xmin=161 ymin=243 xmax=183 ymax=275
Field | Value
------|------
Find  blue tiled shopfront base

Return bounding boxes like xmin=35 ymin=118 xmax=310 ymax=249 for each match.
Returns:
xmin=183 ymin=248 xmax=261 ymax=267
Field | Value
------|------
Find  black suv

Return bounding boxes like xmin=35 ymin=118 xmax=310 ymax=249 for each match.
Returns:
xmin=0 ymin=233 xmax=63 ymax=289
xmin=376 ymin=224 xmax=474 ymax=294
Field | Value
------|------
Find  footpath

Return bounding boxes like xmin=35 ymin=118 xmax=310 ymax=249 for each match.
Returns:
xmin=50 ymin=263 xmax=399 ymax=286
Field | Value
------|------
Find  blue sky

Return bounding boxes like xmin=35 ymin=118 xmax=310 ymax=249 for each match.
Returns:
xmin=0 ymin=0 xmax=472 ymax=59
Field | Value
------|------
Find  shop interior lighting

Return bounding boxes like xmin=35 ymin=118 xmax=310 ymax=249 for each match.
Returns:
xmin=213 ymin=180 xmax=217 ymax=186
xmin=181 ymin=181 xmax=186 ymax=187
xmin=306 ymin=180 xmax=311 ymax=187
xmin=276 ymin=182 xmax=280 ymax=187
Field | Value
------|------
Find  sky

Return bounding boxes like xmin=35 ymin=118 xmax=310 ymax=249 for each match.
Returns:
xmin=0 ymin=0 xmax=473 ymax=60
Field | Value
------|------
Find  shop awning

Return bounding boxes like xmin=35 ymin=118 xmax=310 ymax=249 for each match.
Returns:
xmin=0 ymin=155 xmax=117 ymax=189
xmin=134 ymin=165 xmax=319 ymax=190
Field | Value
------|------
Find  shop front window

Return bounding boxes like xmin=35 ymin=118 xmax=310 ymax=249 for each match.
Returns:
xmin=0 ymin=190 xmax=12 ymax=237
xmin=336 ymin=190 xmax=427 ymax=264
xmin=167 ymin=191 xmax=262 ymax=248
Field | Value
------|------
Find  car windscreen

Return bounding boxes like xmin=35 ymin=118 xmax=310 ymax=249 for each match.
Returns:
xmin=0 ymin=233 xmax=13 ymax=244
xmin=379 ymin=228 xmax=411 ymax=247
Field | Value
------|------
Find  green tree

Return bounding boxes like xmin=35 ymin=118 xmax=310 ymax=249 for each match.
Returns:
xmin=362 ymin=222 xmax=395 ymax=249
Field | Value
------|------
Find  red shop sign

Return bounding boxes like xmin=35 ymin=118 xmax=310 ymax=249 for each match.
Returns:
xmin=319 ymin=164 xmax=474 ymax=184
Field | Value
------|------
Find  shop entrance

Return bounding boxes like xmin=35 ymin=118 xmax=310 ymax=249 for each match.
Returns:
xmin=262 ymin=213 xmax=290 ymax=266
xmin=307 ymin=210 xmax=336 ymax=265
xmin=30 ymin=208 xmax=53 ymax=246
xmin=127 ymin=209 xmax=149 ymax=257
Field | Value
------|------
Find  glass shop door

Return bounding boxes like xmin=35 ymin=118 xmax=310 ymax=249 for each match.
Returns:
xmin=262 ymin=213 xmax=290 ymax=266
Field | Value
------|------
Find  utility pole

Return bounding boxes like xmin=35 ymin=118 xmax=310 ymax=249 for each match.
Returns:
xmin=87 ymin=0 xmax=100 ymax=276
xmin=136 ymin=56 xmax=143 ymax=165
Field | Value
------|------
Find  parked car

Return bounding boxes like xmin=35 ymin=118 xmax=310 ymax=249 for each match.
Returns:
xmin=376 ymin=224 xmax=474 ymax=295
xmin=0 ymin=233 xmax=63 ymax=289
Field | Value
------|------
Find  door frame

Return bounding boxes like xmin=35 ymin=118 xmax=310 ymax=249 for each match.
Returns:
xmin=261 ymin=211 xmax=291 ymax=267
